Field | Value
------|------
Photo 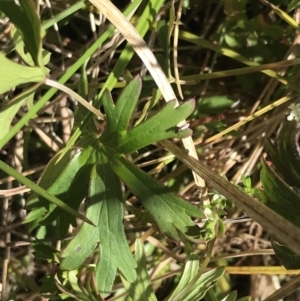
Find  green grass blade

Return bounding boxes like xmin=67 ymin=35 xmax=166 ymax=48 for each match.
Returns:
xmin=0 ymin=160 xmax=93 ymax=226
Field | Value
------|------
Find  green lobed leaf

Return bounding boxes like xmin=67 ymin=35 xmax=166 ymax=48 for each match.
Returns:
xmin=122 ymin=239 xmax=157 ymax=301
xmin=91 ymin=158 xmax=136 ymax=293
xmin=104 ymin=149 xmax=203 ymax=242
xmin=102 ymin=99 xmax=195 ymax=154
xmin=61 ymin=150 xmax=136 ymax=293
xmin=0 ymin=52 xmax=45 ymax=94
xmin=100 ymin=77 xmax=142 ymax=144
xmin=60 ymin=205 xmax=99 ymax=270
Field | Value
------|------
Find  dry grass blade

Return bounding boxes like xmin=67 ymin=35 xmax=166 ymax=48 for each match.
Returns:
xmin=0 ymin=186 xmax=30 ymax=197
xmin=160 ymin=140 xmax=300 ymax=257
xmin=45 ymin=78 xmax=105 ymax=120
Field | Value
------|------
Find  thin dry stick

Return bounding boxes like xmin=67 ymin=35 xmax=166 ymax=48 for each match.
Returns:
xmin=224 ymin=266 xmax=300 ymax=275
xmin=203 ymin=94 xmax=293 ymax=145
xmin=173 ymin=0 xmax=184 ymax=99
xmin=45 ymin=78 xmax=105 ymax=120
xmin=0 ymin=186 xmax=30 ymax=197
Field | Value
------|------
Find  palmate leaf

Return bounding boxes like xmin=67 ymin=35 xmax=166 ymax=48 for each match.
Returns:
xmin=57 ymin=76 xmax=201 ymax=294
xmin=61 ymin=149 xmax=136 ymax=294
xmin=114 ymin=98 xmax=194 ymax=154
xmin=99 ymin=76 xmax=202 ymax=241
xmin=105 ymin=149 xmax=203 ymax=242
xmin=91 ymin=159 xmax=136 ymax=293
xmin=100 ymin=76 xmax=194 ymax=154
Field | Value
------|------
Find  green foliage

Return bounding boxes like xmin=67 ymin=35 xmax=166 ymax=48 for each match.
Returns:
xmin=61 ymin=150 xmax=137 ymax=292
xmin=240 ymin=175 xmax=267 ymax=203
xmin=266 ymin=121 xmax=300 ymax=187
xmin=0 ymin=0 xmax=42 ymax=66
xmin=261 ymin=121 xmax=300 ymax=269
xmin=288 ymin=0 xmax=300 ymax=11
xmin=0 ymin=53 xmax=45 ymax=94
xmin=198 ymin=191 xmax=228 ymax=242
xmin=0 ymin=84 xmax=41 ymax=140
xmin=2 ymin=0 xmax=299 ymax=299
xmin=22 ymin=76 xmax=201 ymax=293
xmin=122 ymin=239 xmax=158 ymax=301
xmin=32 ymin=243 xmax=60 ymax=262
xmin=197 ymin=95 xmax=236 ymax=115
xmin=124 ymin=240 xmax=225 ymax=301
xmin=101 ymin=84 xmax=195 ymax=153
xmin=166 ymin=254 xmax=224 ymax=301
